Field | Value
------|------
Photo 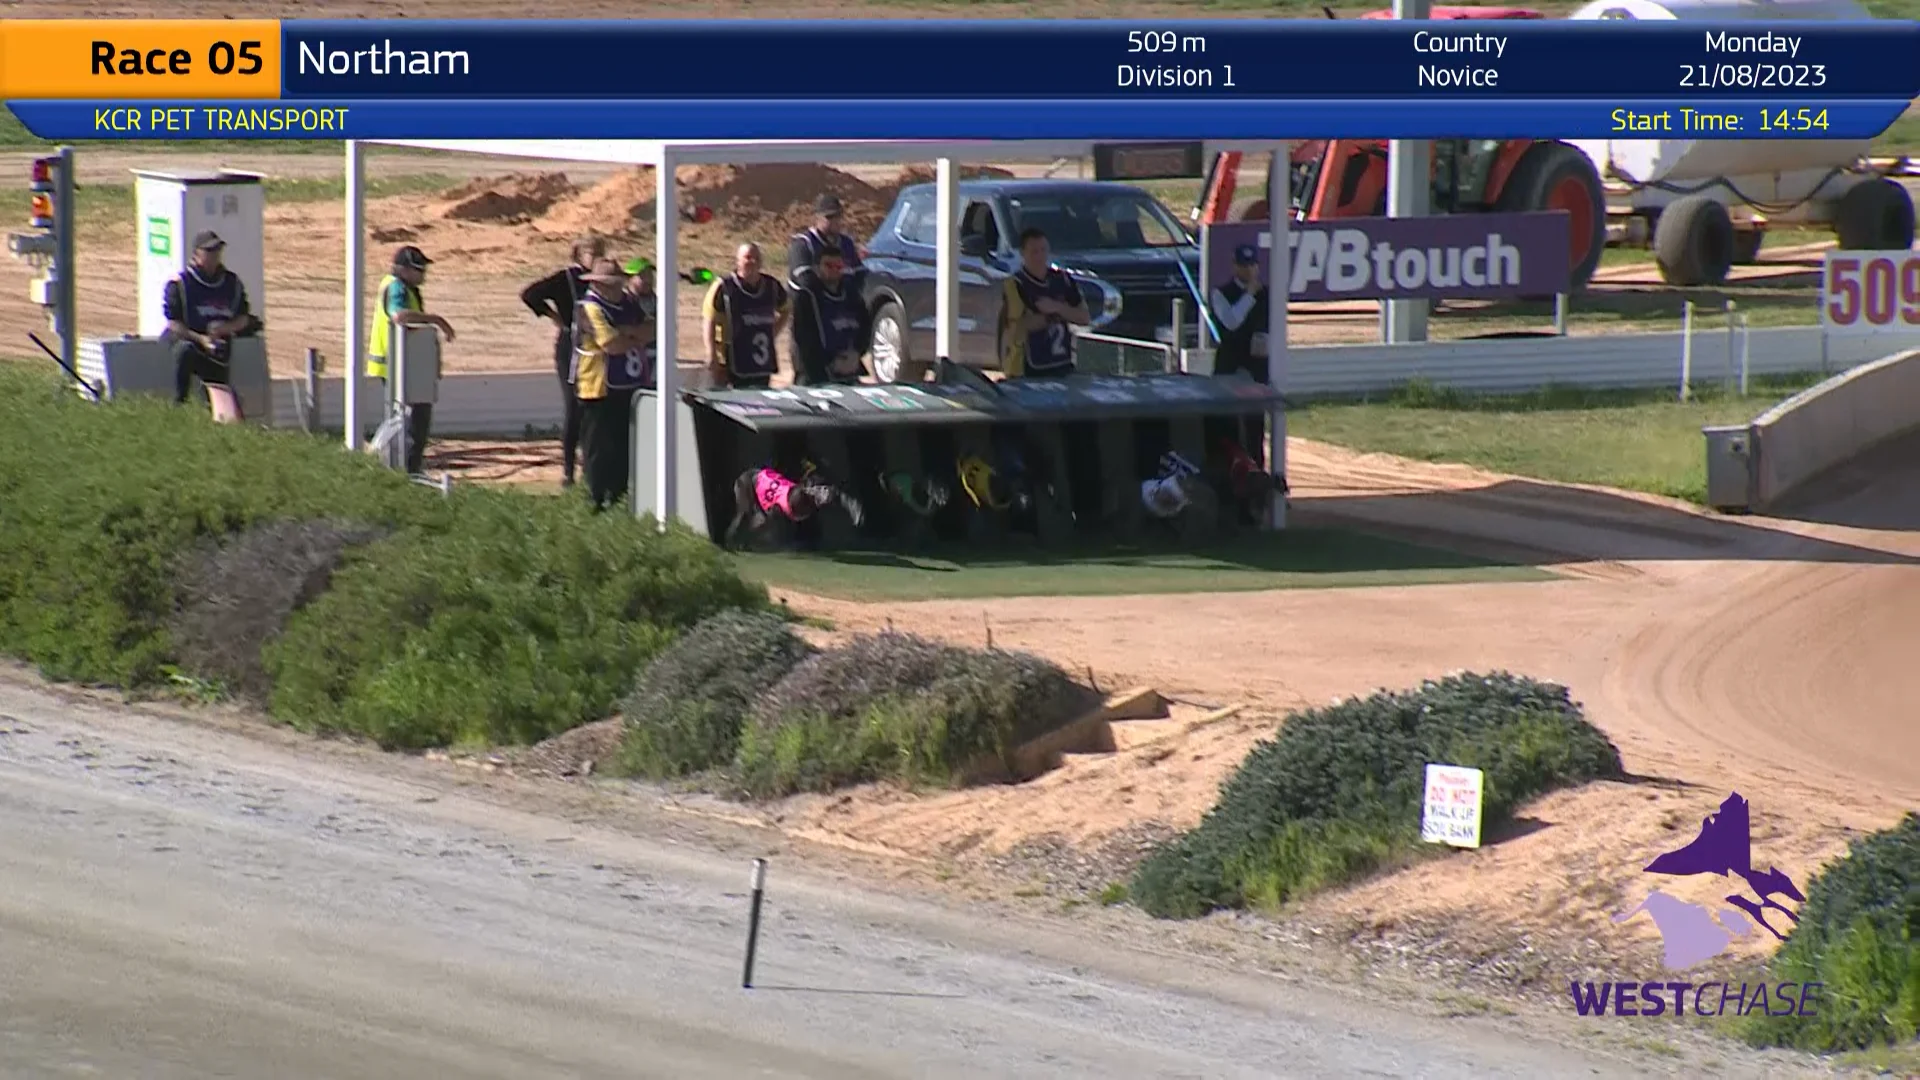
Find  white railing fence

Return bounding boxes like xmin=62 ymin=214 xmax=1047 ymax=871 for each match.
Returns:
xmin=83 ymin=322 xmax=1920 ymax=439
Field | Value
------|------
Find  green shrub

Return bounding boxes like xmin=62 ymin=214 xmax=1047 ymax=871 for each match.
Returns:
xmin=617 ymin=610 xmax=815 ymax=778
xmin=1130 ymin=672 xmax=1623 ymax=919
xmin=1745 ymin=813 xmax=1920 ymax=1052
xmin=263 ymin=495 xmax=762 ymax=748
xmin=0 ymin=366 xmax=765 ymax=749
xmin=734 ymin=631 xmax=1096 ymax=798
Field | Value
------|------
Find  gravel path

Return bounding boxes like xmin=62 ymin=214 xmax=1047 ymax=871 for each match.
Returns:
xmin=0 ymin=677 xmax=1710 ymax=1080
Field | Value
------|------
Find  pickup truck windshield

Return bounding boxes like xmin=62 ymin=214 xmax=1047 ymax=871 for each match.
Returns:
xmin=1005 ymin=192 xmax=1191 ymax=252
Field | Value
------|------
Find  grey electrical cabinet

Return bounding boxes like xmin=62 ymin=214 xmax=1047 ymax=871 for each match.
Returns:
xmin=1703 ymin=424 xmax=1755 ymax=513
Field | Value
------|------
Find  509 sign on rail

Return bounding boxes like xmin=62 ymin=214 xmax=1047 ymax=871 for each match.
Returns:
xmin=1821 ymin=251 xmax=1920 ymax=335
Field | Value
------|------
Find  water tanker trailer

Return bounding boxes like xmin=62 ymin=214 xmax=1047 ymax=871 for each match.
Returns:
xmin=1566 ymin=0 xmax=1916 ymax=285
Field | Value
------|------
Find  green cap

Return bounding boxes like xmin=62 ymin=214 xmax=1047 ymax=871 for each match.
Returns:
xmin=685 ymin=267 xmax=716 ymax=284
xmin=622 ymin=257 xmax=653 ymax=275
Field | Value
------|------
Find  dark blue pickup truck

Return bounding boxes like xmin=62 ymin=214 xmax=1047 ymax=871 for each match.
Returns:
xmin=860 ymin=179 xmax=1202 ymax=382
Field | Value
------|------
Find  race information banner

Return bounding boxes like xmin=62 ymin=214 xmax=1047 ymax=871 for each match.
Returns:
xmin=1820 ymin=250 xmax=1920 ymax=336
xmin=7 ymin=20 xmax=1909 ymax=99
xmin=10 ymin=99 xmax=1909 ymax=141
xmin=2 ymin=19 xmax=1911 ymax=140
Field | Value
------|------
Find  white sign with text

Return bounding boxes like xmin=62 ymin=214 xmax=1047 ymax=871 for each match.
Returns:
xmin=1421 ymin=763 xmax=1485 ymax=850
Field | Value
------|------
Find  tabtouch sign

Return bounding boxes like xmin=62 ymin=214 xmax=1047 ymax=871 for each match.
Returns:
xmin=1208 ymin=212 xmax=1571 ymax=303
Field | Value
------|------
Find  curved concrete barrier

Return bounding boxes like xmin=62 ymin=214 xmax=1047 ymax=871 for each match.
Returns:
xmin=1751 ymin=348 xmax=1920 ymax=509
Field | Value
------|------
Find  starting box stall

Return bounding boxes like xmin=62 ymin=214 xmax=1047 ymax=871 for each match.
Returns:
xmin=634 ymin=368 xmax=1285 ymax=551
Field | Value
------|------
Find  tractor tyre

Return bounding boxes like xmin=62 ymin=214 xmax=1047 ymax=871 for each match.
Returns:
xmin=1495 ymin=140 xmax=1608 ymax=292
xmin=1653 ymin=196 xmax=1734 ymax=287
xmin=1833 ymin=177 xmax=1916 ymax=252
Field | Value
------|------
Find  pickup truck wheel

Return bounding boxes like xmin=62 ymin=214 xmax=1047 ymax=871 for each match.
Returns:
xmin=870 ymin=301 xmax=923 ymax=383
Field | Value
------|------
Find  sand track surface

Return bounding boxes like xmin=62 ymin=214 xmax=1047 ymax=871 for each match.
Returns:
xmin=773 ymin=435 xmax=1920 ymax=968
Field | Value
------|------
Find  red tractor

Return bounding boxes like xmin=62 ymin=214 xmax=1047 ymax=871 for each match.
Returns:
xmin=1199 ymin=6 xmax=1610 ymax=290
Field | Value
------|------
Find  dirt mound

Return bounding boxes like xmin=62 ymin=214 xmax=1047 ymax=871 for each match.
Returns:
xmin=878 ymin=163 xmax=1014 ymax=202
xmin=436 ymin=172 xmax=579 ymax=224
xmin=168 ymin=519 xmax=388 ymax=703
xmin=540 ymin=168 xmax=657 ymax=234
xmin=539 ymin=163 xmax=889 ymax=239
xmin=511 ymin=717 xmax=624 ymax=778
xmin=683 ymin=162 xmax=886 ymax=233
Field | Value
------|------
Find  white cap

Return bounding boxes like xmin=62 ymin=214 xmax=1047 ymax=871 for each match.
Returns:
xmin=1141 ymin=476 xmax=1190 ymax=518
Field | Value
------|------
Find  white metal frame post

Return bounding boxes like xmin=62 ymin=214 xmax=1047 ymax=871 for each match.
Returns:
xmin=1196 ymin=222 xmax=1214 ymax=350
xmin=1267 ymin=144 xmax=1291 ymax=530
xmin=653 ymin=146 xmax=681 ymax=530
xmin=344 ymin=140 xmax=366 ymax=450
xmin=935 ymin=158 xmax=959 ymax=363
xmin=1385 ymin=0 xmax=1432 ymax=344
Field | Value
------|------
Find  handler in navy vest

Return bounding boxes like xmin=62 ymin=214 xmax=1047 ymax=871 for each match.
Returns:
xmin=786 ymin=194 xmax=863 ymax=291
xmin=1209 ymin=243 xmax=1274 ymax=459
xmin=1210 ymin=244 xmax=1271 ymax=384
xmin=572 ymin=258 xmax=655 ymax=511
xmin=703 ymin=242 xmax=791 ymax=389
xmin=790 ymin=248 xmax=871 ymax=385
xmin=520 ymin=235 xmax=606 ymax=489
xmin=998 ymin=227 xmax=1090 ymax=378
xmin=164 ymin=230 xmax=259 ymax=423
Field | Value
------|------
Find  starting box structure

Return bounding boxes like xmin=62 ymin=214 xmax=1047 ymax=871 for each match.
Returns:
xmin=634 ymin=369 xmax=1286 ymax=550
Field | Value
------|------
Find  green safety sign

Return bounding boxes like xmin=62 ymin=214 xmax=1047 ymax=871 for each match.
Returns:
xmin=145 ymin=217 xmax=171 ymax=257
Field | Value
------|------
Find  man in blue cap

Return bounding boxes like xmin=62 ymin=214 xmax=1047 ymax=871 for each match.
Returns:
xmin=1209 ymin=242 xmax=1270 ymax=385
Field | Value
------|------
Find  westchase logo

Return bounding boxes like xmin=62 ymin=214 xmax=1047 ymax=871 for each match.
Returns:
xmin=1570 ymin=792 xmax=1821 ymax=1019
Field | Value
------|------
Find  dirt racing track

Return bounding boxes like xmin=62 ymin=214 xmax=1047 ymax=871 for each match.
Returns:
xmin=773 ymin=433 xmax=1920 ymax=958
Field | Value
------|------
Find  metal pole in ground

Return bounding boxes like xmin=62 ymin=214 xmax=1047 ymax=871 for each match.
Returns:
xmin=1724 ymin=299 xmax=1738 ymax=391
xmin=742 ymin=858 xmax=768 ymax=989
xmin=54 ymin=146 xmax=75 ymax=381
xmin=1554 ymin=293 xmax=1568 ymax=336
xmin=653 ymin=147 xmax=681 ymax=530
xmin=1170 ymin=297 xmax=1187 ymax=372
xmin=1738 ymin=313 xmax=1751 ymax=396
xmin=1680 ymin=301 xmax=1694 ymax=401
xmin=1267 ymin=143 xmax=1292 ymax=531
xmin=393 ymin=327 xmax=409 ymax=473
xmin=304 ymin=347 xmax=321 ymax=433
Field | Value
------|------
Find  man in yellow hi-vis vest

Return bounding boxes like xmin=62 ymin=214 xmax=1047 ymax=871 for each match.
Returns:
xmin=368 ymin=245 xmax=456 ymax=474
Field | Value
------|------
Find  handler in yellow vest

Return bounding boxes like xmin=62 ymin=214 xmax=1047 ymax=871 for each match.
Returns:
xmin=368 ymin=245 xmax=456 ymax=475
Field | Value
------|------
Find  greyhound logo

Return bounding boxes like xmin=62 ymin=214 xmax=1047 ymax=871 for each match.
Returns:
xmin=1614 ymin=793 xmax=1805 ymax=970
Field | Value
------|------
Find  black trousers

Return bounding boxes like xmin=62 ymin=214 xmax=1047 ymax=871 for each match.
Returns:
xmin=579 ymin=391 xmax=633 ymax=511
xmin=1215 ymin=348 xmax=1270 ymax=459
xmin=172 ymin=339 xmax=231 ymax=404
xmin=726 ymin=372 xmax=773 ymax=390
xmin=380 ymin=377 xmax=434 ymax=475
xmin=554 ymin=338 xmax=583 ymax=481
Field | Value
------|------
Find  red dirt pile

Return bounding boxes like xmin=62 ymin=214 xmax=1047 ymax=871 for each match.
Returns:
xmin=538 ymin=163 xmax=892 ymax=239
xmin=436 ymin=172 xmax=580 ymax=224
xmin=877 ymin=163 xmax=1015 ymax=202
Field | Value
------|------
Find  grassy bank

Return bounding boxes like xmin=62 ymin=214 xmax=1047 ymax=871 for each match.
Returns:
xmin=0 ymin=365 xmax=762 ymax=749
xmin=1289 ymin=375 xmax=1826 ymax=503
xmin=614 ymin=614 xmax=1100 ymax=799
xmin=1744 ymin=813 xmax=1920 ymax=1056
